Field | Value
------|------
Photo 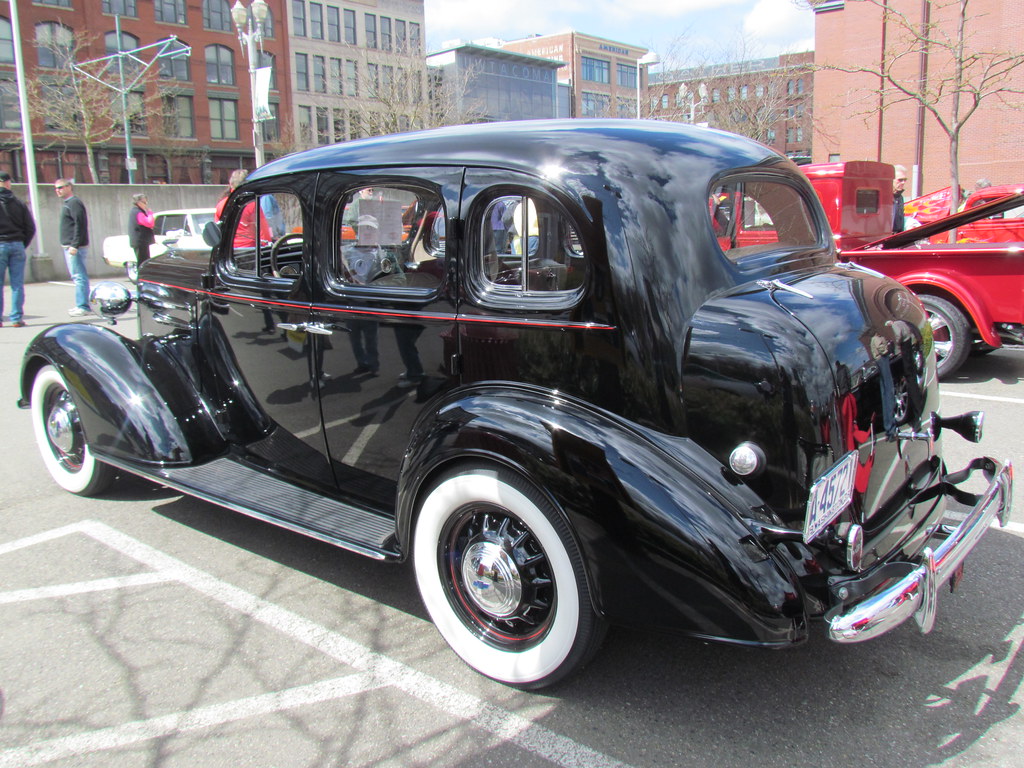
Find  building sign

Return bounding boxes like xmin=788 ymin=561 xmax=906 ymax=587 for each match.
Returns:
xmin=599 ymin=44 xmax=631 ymax=56
xmin=461 ymin=54 xmax=556 ymax=83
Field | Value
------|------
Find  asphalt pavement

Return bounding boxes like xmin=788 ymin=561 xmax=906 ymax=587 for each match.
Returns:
xmin=2 ymin=280 xmax=1024 ymax=767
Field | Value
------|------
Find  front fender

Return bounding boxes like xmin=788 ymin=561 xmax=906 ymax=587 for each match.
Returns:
xmin=399 ymin=384 xmax=808 ymax=647
xmin=20 ymin=324 xmax=225 ymax=466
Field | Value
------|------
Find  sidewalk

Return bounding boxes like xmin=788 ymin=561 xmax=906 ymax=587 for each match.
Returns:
xmin=1 ymin=279 xmax=138 ymax=337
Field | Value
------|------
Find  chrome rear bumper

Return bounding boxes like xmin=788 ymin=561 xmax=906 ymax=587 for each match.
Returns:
xmin=827 ymin=457 xmax=1012 ymax=643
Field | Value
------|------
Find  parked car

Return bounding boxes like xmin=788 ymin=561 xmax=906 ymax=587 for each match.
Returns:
xmin=19 ymin=121 xmax=1011 ymax=689
xmin=102 ymin=208 xmax=216 ymax=281
xmin=800 ymin=162 xmax=1024 ymax=378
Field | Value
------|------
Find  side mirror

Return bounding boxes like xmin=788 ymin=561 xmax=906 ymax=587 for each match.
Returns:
xmin=202 ymin=220 xmax=222 ymax=248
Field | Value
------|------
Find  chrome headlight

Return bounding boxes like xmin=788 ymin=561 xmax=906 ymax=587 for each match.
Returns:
xmin=90 ymin=281 xmax=133 ymax=318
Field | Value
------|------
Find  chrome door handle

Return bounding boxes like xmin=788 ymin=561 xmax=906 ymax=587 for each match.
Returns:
xmin=303 ymin=323 xmax=333 ymax=335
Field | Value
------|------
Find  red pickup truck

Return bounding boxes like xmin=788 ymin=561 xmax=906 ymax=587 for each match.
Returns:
xmin=803 ymin=162 xmax=1024 ymax=378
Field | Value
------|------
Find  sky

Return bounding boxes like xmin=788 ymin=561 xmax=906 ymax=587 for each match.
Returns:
xmin=423 ymin=0 xmax=816 ymax=67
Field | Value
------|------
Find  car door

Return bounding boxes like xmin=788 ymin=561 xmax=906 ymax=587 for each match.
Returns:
xmin=202 ymin=177 xmax=338 ymax=490
xmin=309 ymin=169 xmax=463 ymax=512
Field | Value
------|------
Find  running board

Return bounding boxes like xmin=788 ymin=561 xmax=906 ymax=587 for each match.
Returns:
xmin=106 ymin=455 xmax=399 ymax=560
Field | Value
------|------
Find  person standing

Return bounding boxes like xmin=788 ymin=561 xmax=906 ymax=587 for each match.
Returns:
xmin=892 ymin=164 xmax=908 ymax=233
xmin=55 ymin=178 xmax=91 ymax=316
xmin=0 ymin=170 xmax=36 ymax=328
xmin=127 ymin=193 xmax=156 ymax=270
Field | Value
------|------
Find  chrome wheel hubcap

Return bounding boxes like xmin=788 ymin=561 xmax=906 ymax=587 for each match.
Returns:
xmin=461 ymin=540 xmax=523 ymax=618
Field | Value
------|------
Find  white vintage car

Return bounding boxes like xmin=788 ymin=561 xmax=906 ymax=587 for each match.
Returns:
xmin=102 ymin=208 xmax=216 ymax=282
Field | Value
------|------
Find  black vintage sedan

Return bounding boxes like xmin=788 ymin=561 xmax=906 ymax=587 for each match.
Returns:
xmin=19 ymin=120 xmax=1012 ymax=688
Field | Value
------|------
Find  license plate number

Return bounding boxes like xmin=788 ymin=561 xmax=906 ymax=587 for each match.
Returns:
xmin=804 ymin=451 xmax=858 ymax=542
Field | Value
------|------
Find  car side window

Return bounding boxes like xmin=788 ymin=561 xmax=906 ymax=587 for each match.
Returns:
xmin=227 ymin=192 xmax=304 ymax=279
xmin=335 ymin=185 xmax=444 ymax=291
xmin=480 ymin=194 xmax=585 ymax=294
xmin=158 ymin=214 xmax=186 ymax=236
xmin=709 ymin=178 xmax=820 ymax=261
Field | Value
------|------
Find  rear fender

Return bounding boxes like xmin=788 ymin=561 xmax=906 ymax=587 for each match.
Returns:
xmin=398 ymin=385 xmax=808 ymax=646
xmin=893 ymin=271 xmax=1000 ymax=347
xmin=20 ymin=324 xmax=225 ymax=466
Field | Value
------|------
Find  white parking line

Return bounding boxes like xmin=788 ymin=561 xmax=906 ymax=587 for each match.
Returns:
xmin=941 ymin=390 xmax=1024 ymax=405
xmin=0 ymin=521 xmax=632 ymax=768
xmin=0 ymin=674 xmax=385 ymax=768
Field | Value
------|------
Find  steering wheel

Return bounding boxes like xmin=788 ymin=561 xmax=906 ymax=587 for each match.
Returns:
xmin=269 ymin=233 xmax=303 ymax=276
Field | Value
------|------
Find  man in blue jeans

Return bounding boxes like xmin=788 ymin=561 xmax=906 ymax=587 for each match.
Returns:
xmin=55 ymin=178 xmax=91 ymax=316
xmin=0 ymin=170 xmax=36 ymax=328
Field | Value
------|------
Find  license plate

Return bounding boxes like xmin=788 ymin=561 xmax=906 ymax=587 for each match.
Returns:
xmin=803 ymin=451 xmax=858 ymax=543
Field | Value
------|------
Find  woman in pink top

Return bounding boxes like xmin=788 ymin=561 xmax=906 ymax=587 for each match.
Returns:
xmin=127 ymin=193 xmax=156 ymax=268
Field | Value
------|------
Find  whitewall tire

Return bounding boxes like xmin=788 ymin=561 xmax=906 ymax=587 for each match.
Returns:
xmin=30 ymin=365 xmax=114 ymax=496
xmin=413 ymin=466 xmax=604 ymax=689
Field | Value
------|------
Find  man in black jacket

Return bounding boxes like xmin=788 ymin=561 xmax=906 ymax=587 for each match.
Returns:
xmin=55 ymin=178 xmax=91 ymax=316
xmin=0 ymin=170 xmax=36 ymax=328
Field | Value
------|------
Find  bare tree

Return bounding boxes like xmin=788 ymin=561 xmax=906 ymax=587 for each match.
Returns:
xmin=28 ymin=30 xmax=166 ymax=183
xmin=813 ymin=0 xmax=1024 ymax=210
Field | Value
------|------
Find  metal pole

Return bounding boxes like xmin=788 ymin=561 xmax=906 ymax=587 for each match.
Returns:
xmin=635 ymin=64 xmax=642 ymax=119
xmin=116 ymin=15 xmax=136 ymax=183
xmin=247 ymin=30 xmax=265 ymax=167
xmin=6 ymin=0 xmax=44 ymax=258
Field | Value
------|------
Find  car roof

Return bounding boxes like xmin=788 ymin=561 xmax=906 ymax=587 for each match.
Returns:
xmin=246 ymin=119 xmax=787 ymax=188
xmin=155 ymin=208 xmax=216 ymax=216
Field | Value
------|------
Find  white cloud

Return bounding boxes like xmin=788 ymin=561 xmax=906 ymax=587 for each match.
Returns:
xmin=742 ymin=0 xmax=815 ymax=52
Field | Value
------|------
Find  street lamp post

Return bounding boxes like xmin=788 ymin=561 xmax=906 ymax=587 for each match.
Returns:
xmin=635 ymin=51 xmax=660 ymax=119
xmin=231 ymin=0 xmax=270 ymax=168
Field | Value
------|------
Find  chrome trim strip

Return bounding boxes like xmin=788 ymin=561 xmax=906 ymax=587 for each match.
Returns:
xmin=827 ymin=458 xmax=1012 ymax=643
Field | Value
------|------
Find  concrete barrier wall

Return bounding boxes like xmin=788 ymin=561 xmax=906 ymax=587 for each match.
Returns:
xmin=11 ymin=183 xmax=225 ymax=282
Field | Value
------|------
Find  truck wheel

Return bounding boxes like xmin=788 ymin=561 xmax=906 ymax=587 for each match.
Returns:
xmin=920 ymin=295 xmax=970 ymax=379
xmin=30 ymin=365 xmax=115 ymax=496
xmin=413 ymin=466 xmax=605 ymax=689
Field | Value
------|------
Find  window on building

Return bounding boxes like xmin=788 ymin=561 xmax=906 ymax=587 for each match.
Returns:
xmin=756 ymin=84 xmax=764 ymax=99
xmin=332 ymin=107 xmax=346 ymax=141
xmin=295 ymin=52 xmax=309 ymax=91
xmin=205 ymin=44 xmax=235 ymax=84
xmin=0 ymin=18 xmax=12 ymax=65
xmin=344 ymin=8 xmax=356 ymax=44
xmin=581 ymin=91 xmax=610 ymax=117
xmin=155 ymin=0 xmax=187 ymax=24
xmin=380 ymin=17 xmax=392 ymax=51
xmin=103 ymin=0 xmax=138 ymax=15
xmin=661 ymin=94 xmax=669 ymax=109
xmin=727 ymin=86 xmax=736 ymax=101
xmin=316 ymin=106 xmax=329 ymax=144
xmin=293 ymin=0 xmax=307 ymax=36
xmin=259 ymin=50 xmax=277 ymax=89
xmin=160 ymin=39 xmax=191 ymax=80
xmin=310 ymin=3 xmax=323 ymax=39
xmin=740 ymin=85 xmax=748 ymax=100
xmin=261 ymin=102 xmax=279 ymax=141
xmin=330 ymin=57 xmax=343 ymax=95
xmin=365 ymin=13 xmax=377 ymax=48
xmin=203 ymin=0 xmax=231 ymax=31
xmin=39 ymin=0 xmax=72 ymax=6
xmin=616 ymin=63 xmax=636 ymax=89
xmin=616 ymin=98 xmax=635 ymax=118
xmin=797 ymin=78 xmax=804 ymax=95
xmin=313 ymin=55 xmax=327 ymax=93
xmin=396 ymin=20 xmax=406 ymax=53
xmin=409 ymin=22 xmax=421 ymax=54
xmin=711 ymin=88 xmax=720 ymax=103
xmin=298 ymin=105 xmax=313 ymax=144
xmin=209 ymin=97 xmax=238 ymax=140
xmin=581 ymin=56 xmax=610 ymax=84
xmin=327 ymin=6 xmax=340 ymax=42
xmin=346 ymin=60 xmax=358 ymax=96
xmin=35 ymin=22 xmax=74 ymax=69
xmin=0 ymin=79 xmax=21 ymax=129
xmin=163 ymin=94 xmax=195 ymax=138
xmin=367 ymin=63 xmax=379 ymax=97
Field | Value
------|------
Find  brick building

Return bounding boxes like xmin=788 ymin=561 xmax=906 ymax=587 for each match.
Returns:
xmin=499 ymin=31 xmax=650 ymax=119
xmin=813 ymin=0 xmax=1024 ymax=196
xmin=286 ymin=0 xmax=426 ymax=150
xmin=0 ymin=0 xmax=294 ymax=185
xmin=650 ymin=52 xmax=814 ymax=161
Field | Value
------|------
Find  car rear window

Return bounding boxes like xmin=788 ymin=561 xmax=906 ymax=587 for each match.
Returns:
xmin=709 ymin=177 xmax=824 ymax=262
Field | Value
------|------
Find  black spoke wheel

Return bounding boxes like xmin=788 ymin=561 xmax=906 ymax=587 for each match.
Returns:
xmin=414 ymin=466 xmax=605 ymax=689
xmin=30 ymin=365 xmax=114 ymax=496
